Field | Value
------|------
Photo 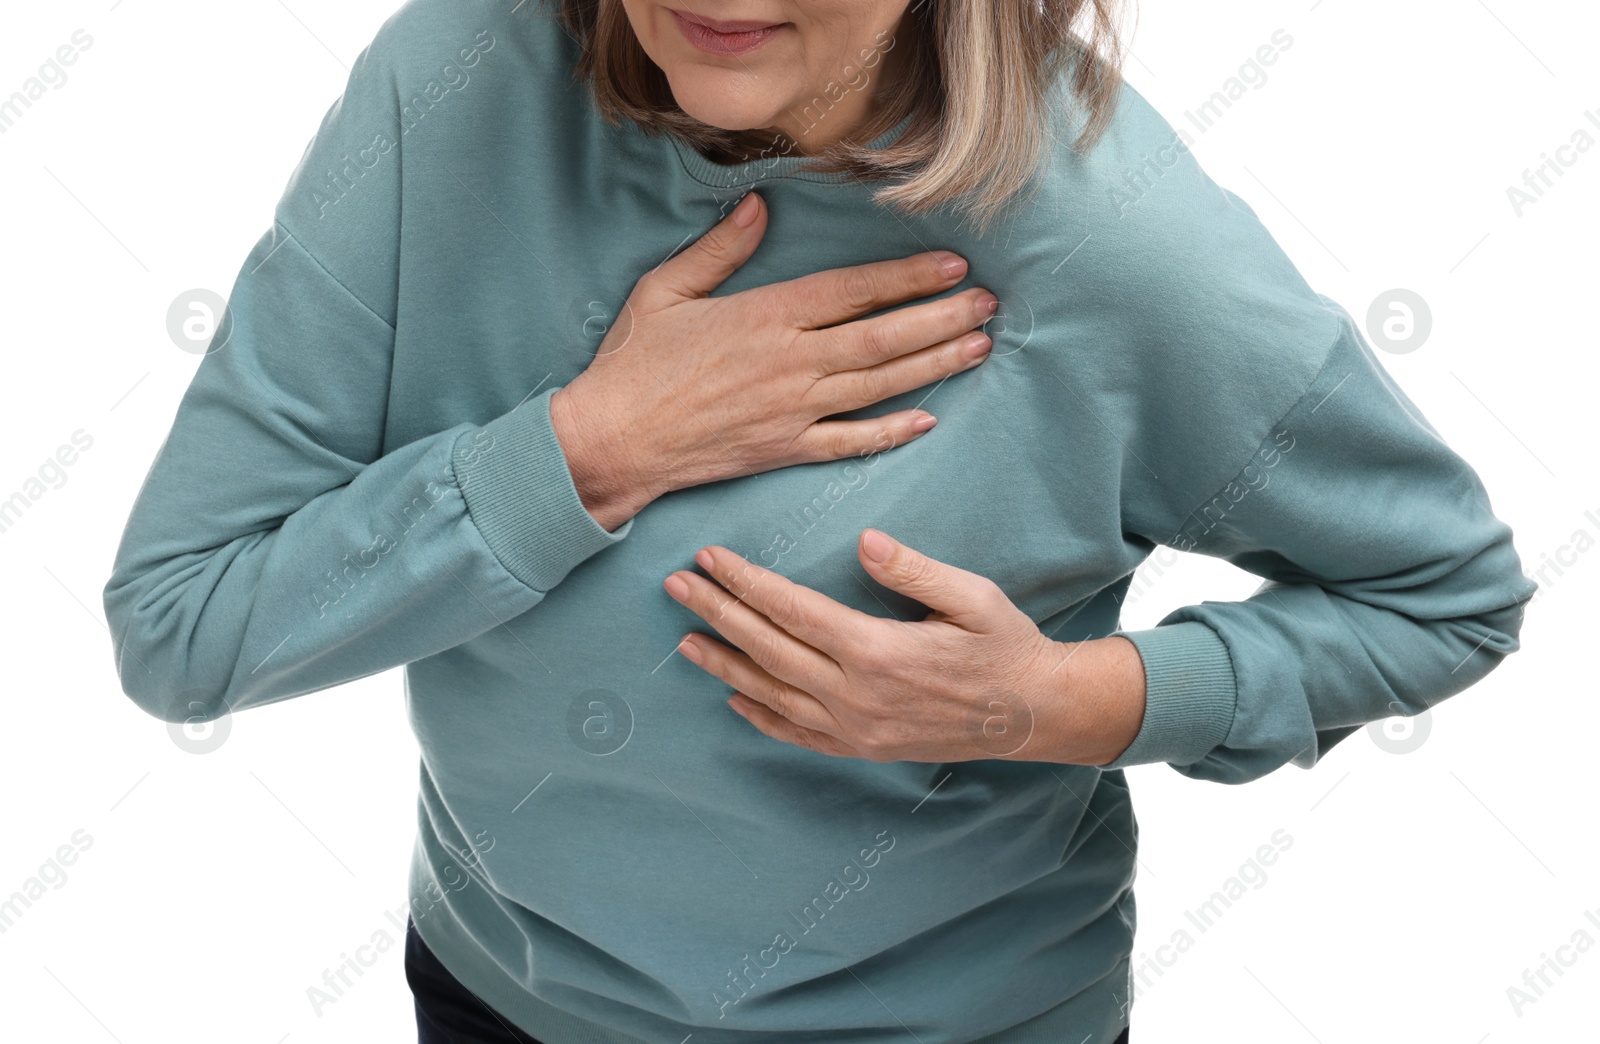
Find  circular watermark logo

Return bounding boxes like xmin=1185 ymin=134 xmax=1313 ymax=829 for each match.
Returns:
xmin=565 ymin=688 xmax=634 ymax=756
xmin=1367 ymin=705 xmax=1431 ymax=755
xmin=563 ymin=294 xmax=635 ymax=359
xmin=167 ymin=289 xmax=234 ymax=356
xmin=166 ymin=687 xmax=232 ymax=754
xmin=981 ymin=294 xmax=1034 ymax=358
xmin=1365 ymin=289 xmax=1431 ymax=355
xmin=964 ymin=689 xmax=1036 ymax=757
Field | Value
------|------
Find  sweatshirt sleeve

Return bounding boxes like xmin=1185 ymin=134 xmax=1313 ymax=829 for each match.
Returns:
xmin=102 ymin=5 xmax=631 ymax=724
xmin=102 ymin=222 xmax=631 ymax=724
xmin=1102 ymin=302 xmax=1536 ymax=782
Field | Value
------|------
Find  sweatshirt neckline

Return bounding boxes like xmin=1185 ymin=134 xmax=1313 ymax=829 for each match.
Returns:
xmin=671 ymin=112 xmax=914 ymax=189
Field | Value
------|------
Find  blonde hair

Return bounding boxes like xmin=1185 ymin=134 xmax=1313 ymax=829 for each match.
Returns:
xmin=538 ymin=0 xmax=1132 ymax=235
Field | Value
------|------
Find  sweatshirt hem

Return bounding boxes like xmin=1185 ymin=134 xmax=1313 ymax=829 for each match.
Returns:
xmin=408 ymin=840 xmax=1132 ymax=1044
xmin=408 ymin=903 xmax=650 ymax=1044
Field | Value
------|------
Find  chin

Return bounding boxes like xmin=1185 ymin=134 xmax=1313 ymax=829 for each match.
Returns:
xmin=665 ymin=76 xmax=783 ymax=135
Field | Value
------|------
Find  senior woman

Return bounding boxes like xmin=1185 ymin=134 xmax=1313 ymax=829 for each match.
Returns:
xmin=104 ymin=0 xmax=1534 ymax=1041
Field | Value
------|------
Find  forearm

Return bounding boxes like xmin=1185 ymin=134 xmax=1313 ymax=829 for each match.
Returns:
xmin=1020 ymin=636 xmax=1148 ymax=766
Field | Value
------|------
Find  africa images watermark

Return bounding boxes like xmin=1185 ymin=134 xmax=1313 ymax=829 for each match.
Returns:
xmin=708 ymin=829 xmax=896 ymax=1019
xmin=310 ymin=426 xmax=497 ymax=620
xmin=1174 ymin=30 xmax=1295 ymax=140
xmin=742 ymin=429 xmax=895 ymax=571
xmin=1522 ymin=505 xmax=1600 ymax=605
xmin=0 ymin=830 xmax=95 ymax=936
xmin=1123 ymin=827 xmax=1295 ymax=1002
xmin=1170 ymin=427 xmax=1297 ymax=554
xmin=305 ymin=903 xmax=407 ymax=1018
xmin=1121 ymin=427 xmax=1297 ymax=614
xmin=0 ymin=29 xmax=94 ymax=136
xmin=1505 ymin=106 xmax=1600 ymax=217
xmin=1108 ymin=29 xmax=1295 ymax=218
xmin=706 ymin=18 xmax=903 ymax=209
xmin=0 ymin=428 xmax=94 ymax=538
xmin=310 ymin=28 xmax=497 ymax=221
xmin=1504 ymin=904 xmax=1600 ymax=1018
xmin=565 ymin=687 xmax=635 ymax=756
xmin=307 ymin=829 xmax=496 ymax=1016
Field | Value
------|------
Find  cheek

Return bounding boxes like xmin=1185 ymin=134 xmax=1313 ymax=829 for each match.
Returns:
xmin=622 ymin=2 xmax=661 ymax=54
xmin=801 ymin=5 xmax=901 ymax=73
xmin=623 ymin=0 xmax=688 ymax=73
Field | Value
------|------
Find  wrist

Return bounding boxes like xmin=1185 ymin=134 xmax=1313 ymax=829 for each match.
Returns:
xmin=1017 ymin=636 xmax=1147 ymax=766
xmin=549 ymin=382 xmax=656 ymax=531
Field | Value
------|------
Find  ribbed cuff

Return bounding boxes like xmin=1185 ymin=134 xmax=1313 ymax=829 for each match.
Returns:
xmin=1101 ymin=620 xmax=1237 ymax=769
xmin=450 ymin=386 xmax=633 ymax=592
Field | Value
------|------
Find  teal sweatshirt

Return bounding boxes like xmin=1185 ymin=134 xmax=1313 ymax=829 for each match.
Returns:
xmin=103 ymin=1 xmax=1535 ymax=1041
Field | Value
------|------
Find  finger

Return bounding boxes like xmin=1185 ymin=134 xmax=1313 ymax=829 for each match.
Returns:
xmin=856 ymin=528 xmax=1006 ymax=624
xmin=807 ymin=326 xmax=993 ymax=416
xmin=763 ymin=250 xmax=969 ymax=331
xmin=691 ymin=546 xmax=868 ymax=661
xmin=665 ymin=567 xmax=841 ymax=695
xmin=787 ymin=413 xmax=934 ymax=464
xmin=809 ymin=286 xmax=998 ymax=377
xmin=638 ymin=191 xmax=767 ymax=305
xmin=679 ymin=633 xmax=844 ymax=738
xmin=728 ymin=694 xmax=868 ymax=760
xmin=786 ymin=411 xmax=936 ymax=464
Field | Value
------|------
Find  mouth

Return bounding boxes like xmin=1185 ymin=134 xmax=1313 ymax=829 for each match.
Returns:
xmin=667 ymin=8 xmax=788 ymax=57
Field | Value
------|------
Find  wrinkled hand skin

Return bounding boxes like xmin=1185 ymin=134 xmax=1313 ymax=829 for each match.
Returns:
xmin=662 ymin=529 xmax=1147 ymax=765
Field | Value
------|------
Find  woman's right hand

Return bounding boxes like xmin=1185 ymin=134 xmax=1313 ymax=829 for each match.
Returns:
xmin=549 ymin=191 xmax=999 ymax=531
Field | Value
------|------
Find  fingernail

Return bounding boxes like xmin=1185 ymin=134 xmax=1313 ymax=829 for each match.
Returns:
xmin=731 ymin=192 xmax=759 ymax=228
xmin=694 ymin=548 xmax=715 ymax=571
xmin=910 ymin=412 xmax=938 ymax=433
xmin=962 ymin=332 xmax=992 ymax=359
xmin=861 ymin=528 xmax=894 ymax=563
xmin=664 ymin=574 xmax=690 ymax=601
xmin=677 ymin=637 xmax=703 ymax=664
xmin=938 ymin=252 xmax=967 ymax=279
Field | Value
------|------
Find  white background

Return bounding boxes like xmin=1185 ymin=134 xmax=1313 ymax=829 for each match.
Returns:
xmin=1 ymin=0 xmax=1596 ymax=1041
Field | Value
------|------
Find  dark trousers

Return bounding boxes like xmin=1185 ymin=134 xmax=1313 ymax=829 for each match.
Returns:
xmin=405 ymin=916 xmax=1130 ymax=1044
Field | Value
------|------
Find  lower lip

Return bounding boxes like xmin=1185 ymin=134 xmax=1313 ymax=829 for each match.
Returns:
xmin=670 ymin=10 xmax=785 ymax=56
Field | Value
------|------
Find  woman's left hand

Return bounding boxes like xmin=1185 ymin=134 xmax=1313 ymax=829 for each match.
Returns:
xmin=663 ymin=528 xmax=1144 ymax=764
